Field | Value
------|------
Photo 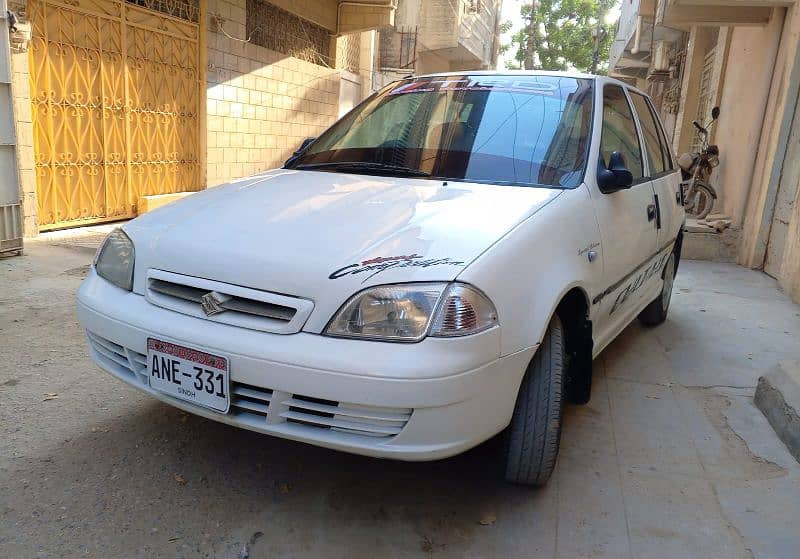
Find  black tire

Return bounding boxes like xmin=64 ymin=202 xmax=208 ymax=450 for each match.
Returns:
xmin=686 ymin=183 xmax=714 ymax=219
xmin=638 ymin=251 xmax=676 ymax=326
xmin=504 ymin=315 xmax=565 ymax=486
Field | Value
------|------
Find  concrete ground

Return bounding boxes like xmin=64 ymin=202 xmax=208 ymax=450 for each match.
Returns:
xmin=2 ymin=237 xmax=800 ymax=559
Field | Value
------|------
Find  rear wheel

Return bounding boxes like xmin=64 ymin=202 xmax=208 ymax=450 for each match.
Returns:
xmin=504 ymin=315 xmax=565 ymax=486
xmin=638 ymin=252 xmax=676 ymax=326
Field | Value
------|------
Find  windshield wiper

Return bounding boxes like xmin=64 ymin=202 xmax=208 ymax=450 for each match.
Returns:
xmin=294 ymin=161 xmax=432 ymax=177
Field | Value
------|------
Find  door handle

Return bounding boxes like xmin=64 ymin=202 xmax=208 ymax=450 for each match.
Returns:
xmin=647 ymin=204 xmax=657 ymax=221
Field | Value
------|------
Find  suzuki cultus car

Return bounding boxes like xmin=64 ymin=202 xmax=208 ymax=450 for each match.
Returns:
xmin=78 ymin=72 xmax=684 ymax=486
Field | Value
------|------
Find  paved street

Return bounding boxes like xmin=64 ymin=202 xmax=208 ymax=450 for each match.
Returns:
xmin=2 ymin=238 xmax=800 ymax=558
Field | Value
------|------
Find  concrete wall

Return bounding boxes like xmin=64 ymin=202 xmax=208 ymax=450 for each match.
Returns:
xmin=740 ymin=6 xmax=800 ymax=270
xmin=457 ymin=0 xmax=500 ymax=67
xmin=715 ymin=14 xmax=784 ymax=227
xmin=337 ymin=70 xmax=363 ymax=117
xmin=6 ymin=0 xmax=36 ymax=236
xmin=766 ymin=93 xmax=800 ymax=278
xmin=418 ymin=0 xmax=458 ymax=52
xmin=777 ymin=162 xmax=800 ymax=300
xmin=205 ymin=0 xmax=346 ymax=186
xmin=0 ymin=0 xmax=20 ymax=248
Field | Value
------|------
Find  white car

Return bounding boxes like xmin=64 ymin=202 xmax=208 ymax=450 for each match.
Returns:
xmin=77 ymin=72 xmax=684 ymax=486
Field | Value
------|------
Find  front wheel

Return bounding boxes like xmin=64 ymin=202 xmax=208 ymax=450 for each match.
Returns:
xmin=638 ymin=252 xmax=676 ymax=326
xmin=503 ymin=315 xmax=565 ymax=486
xmin=686 ymin=183 xmax=715 ymax=219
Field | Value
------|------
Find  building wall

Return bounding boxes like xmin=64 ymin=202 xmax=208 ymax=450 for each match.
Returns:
xmin=740 ymin=5 xmax=800 ymax=272
xmin=714 ymin=15 xmax=784 ymax=227
xmin=0 ymin=0 xmax=23 ymax=252
xmin=418 ymin=0 xmax=457 ymax=52
xmin=457 ymin=0 xmax=500 ymax=67
xmin=777 ymin=146 xmax=800 ymax=300
xmin=4 ymin=0 xmax=384 ymax=233
xmin=206 ymin=0 xmax=346 ymax=186
xmin=7 ymin=0 xmax=36 ymax=236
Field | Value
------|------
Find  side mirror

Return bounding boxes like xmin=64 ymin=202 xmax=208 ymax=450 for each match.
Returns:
xmin=283 ymin=137 xmax=317 ymax=167
xmin=711 ymin=106 xmax=720 ymax=120
xmin=296 ymin=137 xmax=316 ymax=153
xmin=597 ymin=151 xmax=634 ymax=193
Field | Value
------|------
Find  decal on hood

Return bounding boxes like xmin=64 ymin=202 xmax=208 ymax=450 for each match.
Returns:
xmin=329 ymin=254 xmax=465 ymax=283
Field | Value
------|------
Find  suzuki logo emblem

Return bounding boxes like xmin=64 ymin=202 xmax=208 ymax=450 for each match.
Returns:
xmin=201 ymin=291 xmax=229 ymax=316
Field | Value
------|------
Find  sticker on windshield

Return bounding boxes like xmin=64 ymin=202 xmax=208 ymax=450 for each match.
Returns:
xmin=329 ymin=254 xmax=465 ymax=283
xmin=389 ymin=77 xmax=558 ymax=97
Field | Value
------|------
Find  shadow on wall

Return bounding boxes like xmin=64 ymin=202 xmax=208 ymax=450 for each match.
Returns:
xmin=205 ymin=32 xmax=347 ymax=187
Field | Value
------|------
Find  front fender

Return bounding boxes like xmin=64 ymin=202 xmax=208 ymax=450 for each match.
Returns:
xmin=457 ymin=185 xmax=603 ymax=357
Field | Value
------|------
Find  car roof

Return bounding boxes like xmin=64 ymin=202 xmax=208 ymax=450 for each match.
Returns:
xmin=408 ymin=70 xmax=643 ymax=96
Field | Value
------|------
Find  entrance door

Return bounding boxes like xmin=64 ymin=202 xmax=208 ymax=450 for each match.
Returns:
xmin=28 ymin=0 xmax=202 ymax=230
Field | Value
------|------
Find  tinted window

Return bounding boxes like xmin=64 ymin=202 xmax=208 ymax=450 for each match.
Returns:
xmin=651 ymin=98 xmax=675 ymax=170
xmin=600 ymin=85 xmax=644 ymax=179
xmin=292 ymin=75 xmax=595 ymax=188
xmin=630 ymin=92 xmax=666 ymax=175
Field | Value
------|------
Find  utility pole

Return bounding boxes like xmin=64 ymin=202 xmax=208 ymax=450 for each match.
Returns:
xmin=590 ymin=1 xmax=605 ymax=74
xmin=524 ymin=2 xmax=535 ymax=70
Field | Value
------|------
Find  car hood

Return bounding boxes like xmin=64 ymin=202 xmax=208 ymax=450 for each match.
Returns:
xmin=126 ymin=169 xmax=561 ymax=321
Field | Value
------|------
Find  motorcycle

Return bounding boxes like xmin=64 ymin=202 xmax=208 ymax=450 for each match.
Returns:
xmin=678 ymin=106 xmax=720 ymax=220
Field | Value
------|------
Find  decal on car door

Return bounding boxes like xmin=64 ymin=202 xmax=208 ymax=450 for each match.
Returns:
xmin=609 ymin=249 xmax=671 ymax=315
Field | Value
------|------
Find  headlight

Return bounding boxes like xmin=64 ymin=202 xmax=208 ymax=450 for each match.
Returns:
xmin=325 ymin=282 xmax=498 ymax=342
xmin=94 ymin=228 xmax=135 ymax=291
xmin=708 ymin=154 xmax=720 ymax=167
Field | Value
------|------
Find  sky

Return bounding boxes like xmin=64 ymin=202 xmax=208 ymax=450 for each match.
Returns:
xmin=496 ymin=0 xmax=623 ymax=70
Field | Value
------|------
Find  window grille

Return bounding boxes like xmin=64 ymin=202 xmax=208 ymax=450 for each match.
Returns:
xmin=246 ymin=0 xmax=332 ymax=67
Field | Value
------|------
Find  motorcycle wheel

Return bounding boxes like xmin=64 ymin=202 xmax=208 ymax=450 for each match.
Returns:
xmin=686 ymin=184 xmax=714 ymax=220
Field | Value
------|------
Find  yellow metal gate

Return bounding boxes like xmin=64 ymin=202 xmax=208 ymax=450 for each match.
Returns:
xmin=29 ymin=0 xmax=201 ymax=230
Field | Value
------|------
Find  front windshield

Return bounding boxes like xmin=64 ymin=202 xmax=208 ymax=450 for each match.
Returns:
xmin=289 ymin=74 xmax=594 ymax=188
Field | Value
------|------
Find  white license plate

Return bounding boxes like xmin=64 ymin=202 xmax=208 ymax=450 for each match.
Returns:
xmin=147 ymin=338 xmax=230 ymax=413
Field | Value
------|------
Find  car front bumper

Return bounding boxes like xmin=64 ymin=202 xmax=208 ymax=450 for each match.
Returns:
xmin=76 ymin=270 xmax=536 ymax=460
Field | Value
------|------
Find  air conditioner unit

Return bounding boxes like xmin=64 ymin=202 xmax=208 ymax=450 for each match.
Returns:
xmin=653 ymin=41 xmax=672 ymax=72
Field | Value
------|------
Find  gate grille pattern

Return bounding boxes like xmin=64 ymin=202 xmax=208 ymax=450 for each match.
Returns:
xmin=29 ymin=0 xmax=201 ymax=229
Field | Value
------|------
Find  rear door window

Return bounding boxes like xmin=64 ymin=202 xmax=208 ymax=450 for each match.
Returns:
xmin=630 ymin=92 xmax=667 ymax=176
xmin=650 ymin=98 xmax=675 ymax=170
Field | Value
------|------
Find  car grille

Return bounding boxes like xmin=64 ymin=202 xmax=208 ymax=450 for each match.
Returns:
xmin=86 ymin=331 xmax=148 ymax=383
xmin=86 ymin=331 xmax=412 ymax=441
xmin=145 ymin=269 xmax=314 ymax=334
xmin=230 ymin=382 xmax=412 ymax=439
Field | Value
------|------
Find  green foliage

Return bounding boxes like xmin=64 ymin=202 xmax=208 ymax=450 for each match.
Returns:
xmin=503 ymin=0 xmax=617 ymax=74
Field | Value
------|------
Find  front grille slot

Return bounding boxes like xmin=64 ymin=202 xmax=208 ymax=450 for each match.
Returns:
xmin=148 ymin=279 xmax=207 ymax=303
xmin=145 ymin=270 xmax=314 ymax=334
xmin=86 ymin=331 xmax=147 ymax=380
xmin=218 ymin=297 xmax=295 ymax=321
xmin=231 ymin=382 xmax=273 ymax=418
xmin=282 ymin=395 xmax=412 ymax=438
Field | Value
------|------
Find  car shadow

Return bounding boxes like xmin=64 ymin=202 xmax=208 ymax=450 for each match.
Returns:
xmin=6 ymin=391 xmax=559 ymax=556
